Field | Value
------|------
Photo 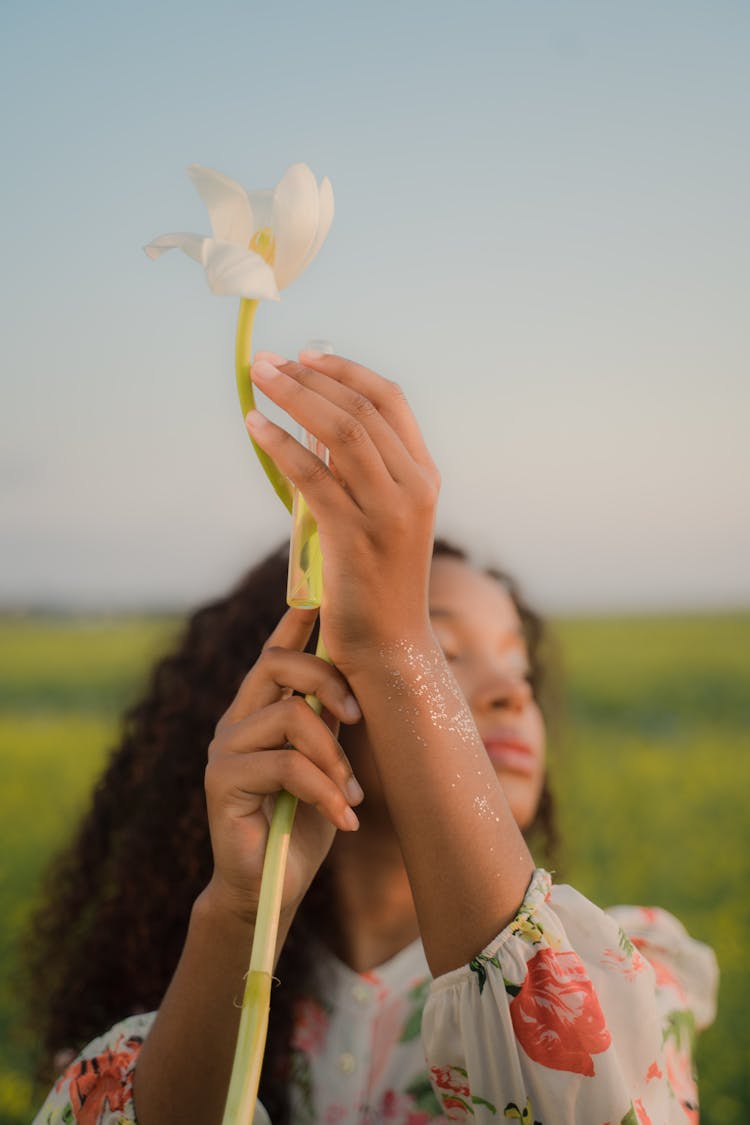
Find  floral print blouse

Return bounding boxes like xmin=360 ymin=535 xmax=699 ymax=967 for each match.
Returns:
xmin=33 ymin=869 xmax=718 ymax=1124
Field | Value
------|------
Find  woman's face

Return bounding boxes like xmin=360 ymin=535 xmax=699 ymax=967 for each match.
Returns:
xmin=342 ymin=556 xmax=547 ymax=832
xmin=427 ymin=556 xmax=547 ymax=831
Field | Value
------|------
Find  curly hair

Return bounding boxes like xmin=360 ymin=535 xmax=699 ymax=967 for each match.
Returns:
xmin=22 ymin=539 xmax=561 ymax=1121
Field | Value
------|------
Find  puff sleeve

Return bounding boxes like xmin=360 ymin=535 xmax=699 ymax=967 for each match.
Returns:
xmin=423 ymin=869 xmax=718 ymax=1124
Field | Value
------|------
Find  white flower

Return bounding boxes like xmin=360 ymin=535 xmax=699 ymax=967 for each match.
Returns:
xmin=144 ymin=164 xmax=334 ymax=301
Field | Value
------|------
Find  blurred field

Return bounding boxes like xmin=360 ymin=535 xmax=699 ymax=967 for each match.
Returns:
xmin=1 ymin=611 xmax=748 ymax=1124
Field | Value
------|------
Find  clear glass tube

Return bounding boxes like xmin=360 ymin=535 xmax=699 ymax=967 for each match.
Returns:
xmin=286 ymin=340 xmax=334 ymax=609
xmin=286 ymin=427 xmax=327 ymax=608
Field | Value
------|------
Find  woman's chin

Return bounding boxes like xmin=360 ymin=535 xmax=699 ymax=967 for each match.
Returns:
xmin=495 ymin=771 xmax=543 ymax=834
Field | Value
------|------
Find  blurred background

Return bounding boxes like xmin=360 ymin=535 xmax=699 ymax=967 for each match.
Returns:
xmin=1 ymin=1 xmax=748 ymax=1121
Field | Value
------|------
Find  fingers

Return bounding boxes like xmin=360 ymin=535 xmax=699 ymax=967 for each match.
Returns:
xmin=219 ymin=607 xmax=361 ymax=727
xmin=248 ymin=352 xmax=439 ymax=513
xmin=210 ymin=603 xmax=365 ymax=834
xmin=208 ymin=695 xmax=364 ymax=833
xmin=256 ymin=355 xmax=426 ymax=488
xmin=226 ymin=746 xmax=360 ymax=833
xmin=297 ymin=350 xmax=436 ymax=472
xmin=246 ymin=408 xmax=353 ymax=523
xmin=261 ymin=604 xmax=319 ymax=652
xmin=250 ymin=359 xmax=396 ymax=510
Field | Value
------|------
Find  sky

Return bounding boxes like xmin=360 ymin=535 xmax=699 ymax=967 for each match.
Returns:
xmin=1 ymin=0 xmax=748 ymax=613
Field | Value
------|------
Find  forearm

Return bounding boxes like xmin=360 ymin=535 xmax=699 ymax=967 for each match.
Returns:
xmin=347 ymin=632 xmax=535 ymax=978
xmin=133 ymin=887 xmax=294 ymax=1125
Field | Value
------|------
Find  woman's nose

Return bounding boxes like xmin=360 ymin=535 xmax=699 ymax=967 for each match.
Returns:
xmin=472 ymin=669 xmax=532 ymax=714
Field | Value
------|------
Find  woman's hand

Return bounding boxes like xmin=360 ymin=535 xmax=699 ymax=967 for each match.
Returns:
xmin=203 ymin=606 xmax=364 ymax=926
xmin=246 ymin=352 xmax=441 ymax=678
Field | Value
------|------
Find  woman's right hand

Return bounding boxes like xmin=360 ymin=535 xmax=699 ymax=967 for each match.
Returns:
xmin=202 ymin=606 xmax=364 ymax=927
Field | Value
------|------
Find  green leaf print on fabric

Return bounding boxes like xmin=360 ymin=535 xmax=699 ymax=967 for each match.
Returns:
xmin=472 ymin=1094 xmax=498 ymax=1112
xmin=470 ymin=956 xmax=489 ymax=994
xmin=619 ymin=1101 xmax=652 ymax=1125
xmin=405 ymin=1073 xmax=443 ymax=1114
xmin=504 ymin=1097 xmax=543 ymax=1123
xmin=664 ymin=1008 xmax=696 ymax=1053
xmin=431 ymin=1065 xmax=498 ymax=1116
xmin=617 ymin=927 xmax=636 ymax=959
xmin=47 ymin=1104 xmax=74 ymax=1125
xmin=469 ymin=952 xmax=521 ymax=998
xmin=399 ymin=978 xmax=431 ymax=1042
xmin=289 ymin=1050 xmax=315 ymax=1123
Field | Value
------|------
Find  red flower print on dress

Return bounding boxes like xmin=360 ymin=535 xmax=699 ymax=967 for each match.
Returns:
xmin=618 ymin=1100 xmax=654 ymax=1125
xmin=633 ymin=1098 xmax=653 ymax=1124
xmin=381 ymin=1090 xmax=431 ymax=1123
xmin=443 ymin=1095 xmax=471 ymax=1118
xmin=632 ymin=942 xmax=688 ymax=1004
xmin=664 ymin=1036 xmax=699 ymax=1124
xmin=602 ymin=928 xmax=647 ymax=981
xmin=291 ymin=996 xmax=329 ymax=1057
xmin=509 ymin=948 xmax=611 ymax=1076
xmin=431 ymin=1065 xmax=470 ymax=1097
xmin=601 ymin=945 xmax=647 ymax=980
xmin=56 ymin=1036 xmax=142 ymax=1125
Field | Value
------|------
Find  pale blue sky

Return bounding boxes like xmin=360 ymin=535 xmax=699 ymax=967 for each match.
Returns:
xmin=2 ymin=0 xmax=748 ymax=611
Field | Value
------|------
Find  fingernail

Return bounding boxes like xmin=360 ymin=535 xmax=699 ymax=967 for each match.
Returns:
xmin=246 ymin=409 xmax=268 ymax=432
xmin=342 ymin=695 xmax=362 ymax=722
xmin=254 ymin=350 xmax=288 ymax=366
xmin=342 ymin=806 xmax=360 ymax=831
xmin=345 ymin=777 xmax=365 ymax=805
xmin=299 ymin=348 xmax=324 ymax=361
xmin=252 ymin=358 xmax=281 ymax=382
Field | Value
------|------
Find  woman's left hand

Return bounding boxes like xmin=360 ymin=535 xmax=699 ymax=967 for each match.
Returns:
xmin=246 ymin=352 xmax=440 ymax=678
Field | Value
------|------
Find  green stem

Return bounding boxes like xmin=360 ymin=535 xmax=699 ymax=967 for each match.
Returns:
xmin=221 ymin=632 xmax=330 ymax=1125
xmin=235 ymin=297 xmax=293 ymax=512
xmin=226 ymin=295 xmax=326 ymax=1123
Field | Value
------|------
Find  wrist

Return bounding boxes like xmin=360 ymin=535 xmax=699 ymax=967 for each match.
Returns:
xmin=194 ymin=879 xmax=258 ymax=933
xmin=195 ymin=878 xmax=300 ymax=963
xmin=339 ymin=627 xmax=445 ymax=695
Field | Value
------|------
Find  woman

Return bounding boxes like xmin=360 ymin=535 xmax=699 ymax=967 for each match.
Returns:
xmin=29 ymin=352 xmax=717 ymax=1123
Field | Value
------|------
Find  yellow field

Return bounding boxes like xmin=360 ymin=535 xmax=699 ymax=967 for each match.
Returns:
xmin=1 ymin=612 xmax=748 ymax=1124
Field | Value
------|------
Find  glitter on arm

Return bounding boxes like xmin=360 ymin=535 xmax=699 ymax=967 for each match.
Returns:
xmin=379 ymin=640 xmax=480 ymax=748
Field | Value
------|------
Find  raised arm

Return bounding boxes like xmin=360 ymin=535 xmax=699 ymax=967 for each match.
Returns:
xmin=246 ymin=351 xmax=535 ymax=976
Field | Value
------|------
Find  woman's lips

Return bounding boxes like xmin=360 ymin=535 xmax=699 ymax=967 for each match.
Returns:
xmin=483 ymin=734 xmax=537 ymax=776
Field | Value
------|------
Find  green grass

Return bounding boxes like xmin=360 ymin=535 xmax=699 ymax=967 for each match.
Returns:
xmin=1 ymin=611 xmax=748 ymax=1124
xmin=554 ymin=612 xmax=750 ymax=1124
xmin=0 ymin=616 xmax=177 ymax=1125
xmin=0 ymin=616 xmax=178 ymax=712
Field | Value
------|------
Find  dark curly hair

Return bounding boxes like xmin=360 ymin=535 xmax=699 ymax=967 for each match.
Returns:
xmin=22 ymin=539 xmax=561 ymax=1122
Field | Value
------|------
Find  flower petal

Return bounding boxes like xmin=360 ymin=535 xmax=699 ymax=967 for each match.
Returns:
xmin=272 ymin=164 xmax=321 ymax=290
xmin=247 ymin=188 xmax=274 ymax=232
xmin=187 ymin=165 xmax=254 ymax=246
xmin=143 ymin=232 xmax=205 ymax=263
xmin=202 ymin=239 xmax=280 ymax=300
xmin=298 ymin=175 xmax=334 ymax=276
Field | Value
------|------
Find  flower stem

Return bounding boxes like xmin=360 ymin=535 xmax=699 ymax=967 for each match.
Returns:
xmin=235 ymin=298 xmax=293 ymax=512
xmin=227 ymin=295 xmax=327 ymax=1123
xmin=221 ymin=633 xmax=329 ymax=1125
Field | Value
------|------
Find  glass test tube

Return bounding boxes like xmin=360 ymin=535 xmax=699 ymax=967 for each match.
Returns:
xmin=286 ymin=428 xmax=327 ymax=608
xmin=286 ymin=341 xmax=333 ymax=609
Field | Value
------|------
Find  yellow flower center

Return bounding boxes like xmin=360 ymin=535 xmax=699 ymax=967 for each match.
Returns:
xmin=249 ymin=226 xmax=276 ymax=266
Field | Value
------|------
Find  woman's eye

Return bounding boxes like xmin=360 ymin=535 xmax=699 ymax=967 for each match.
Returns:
xmin=505 ymin=649 xmax=530 ymax=677
xmin=434 ymin=637 xmax=460 ymax=662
